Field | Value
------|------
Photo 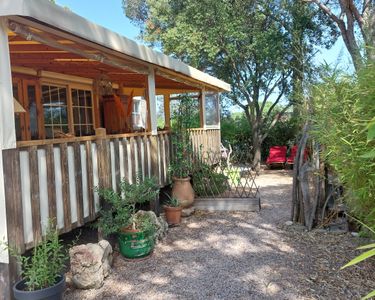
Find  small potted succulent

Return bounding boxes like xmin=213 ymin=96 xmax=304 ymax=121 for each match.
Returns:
xmin=96 ymin=177 xmax=160 ymax=259
xmin=163 ymin=194 xmax=182 ymax=225
xmin=9 ymin=223 xmax=66 ymax=300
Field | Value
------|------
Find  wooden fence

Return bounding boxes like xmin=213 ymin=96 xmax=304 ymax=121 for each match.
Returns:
xmin=2 ymin=131 xmax=171 ymax=252
xmin=190 ymin=128 xmax=221 ymax=156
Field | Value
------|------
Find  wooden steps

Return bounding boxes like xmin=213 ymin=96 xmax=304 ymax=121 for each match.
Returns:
xmin=194 ymin=197 xmax=260 ymax=212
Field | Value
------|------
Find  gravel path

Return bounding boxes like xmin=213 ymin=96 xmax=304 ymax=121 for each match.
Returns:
xmin=64 ymin=169 xmax=374 ymax=299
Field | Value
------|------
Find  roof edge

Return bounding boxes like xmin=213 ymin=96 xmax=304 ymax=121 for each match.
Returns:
xmin=0 ymin=0 xmax=231 ymax=92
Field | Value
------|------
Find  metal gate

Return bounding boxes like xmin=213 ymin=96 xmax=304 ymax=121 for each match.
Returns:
xmin=192 ymin=150 xmax=261 ymax=211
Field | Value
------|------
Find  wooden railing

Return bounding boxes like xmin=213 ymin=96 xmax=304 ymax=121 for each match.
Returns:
xmin=190 ymin=128 xmax=221 ymax=156
xmin=2 ymin=131 xmax=171 ymax=252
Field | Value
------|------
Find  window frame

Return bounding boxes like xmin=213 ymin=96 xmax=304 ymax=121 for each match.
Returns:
xmin=41 ymin=79 xmax=95 ymax=139
xmin=70 ymin=87 xmax=95 ymax=137
xmin=40 ymin=82 xmax=70 ymax=139
xmin=204 ymin=92 xmax=220 ymax=129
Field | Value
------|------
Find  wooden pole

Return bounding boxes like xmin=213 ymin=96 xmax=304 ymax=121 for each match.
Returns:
xmin=163 ymin=94 xmax=171 ymax=129
xmin=199 ymin=89 xmax=206 ymax=129
xmin=147 ymin=68 xmax=158 ymax=135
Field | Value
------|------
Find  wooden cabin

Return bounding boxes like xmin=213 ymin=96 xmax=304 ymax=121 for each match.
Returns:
xmin=0 ymin=0 xmax=231 ymax=296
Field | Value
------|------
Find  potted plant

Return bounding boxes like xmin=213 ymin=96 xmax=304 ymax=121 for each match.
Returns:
xmin=8 ymin=223 xmax=66 ymax=300
xmin=163 ymin=194 xmax=182 ymax=225
xmin=170 ymin=95 xmax=196 ymax=208
xmin=96 ymin=177 xmax=160 ymax=259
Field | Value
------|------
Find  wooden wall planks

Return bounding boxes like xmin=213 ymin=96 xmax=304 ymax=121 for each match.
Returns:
xmin=2 ymin=131 xmax=182 ymax=252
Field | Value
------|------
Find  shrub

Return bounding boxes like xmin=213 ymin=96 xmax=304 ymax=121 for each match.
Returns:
xmin=221 ymin=110 xmax=299 ymax=162
xmin=96 ymin=177 xmax=160 ymax=236
xmin=192 ymin=161 xmax=228 ymax=197
xmin=311 ymin=65 xmax=375 ymax=229
xmin=4 ymin=222 xmax=66 ymax=291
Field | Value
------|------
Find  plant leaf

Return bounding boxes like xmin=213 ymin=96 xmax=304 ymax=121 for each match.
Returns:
xmin=357 ymin=243 xmax=375 ymax=250
xmin=360 ymin=150 xmax=375 ymax=159
xmin=341 ymin=249 xmax=375 ymax=269
xmin=362 ymin=289 xmax=375 ymax=300
xmin=367 ymin=122 xmax=375 ymax=141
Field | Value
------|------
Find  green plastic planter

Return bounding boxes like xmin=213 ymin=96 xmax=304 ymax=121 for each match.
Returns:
xmin=118 ymin=230 xmax=154 ymax=259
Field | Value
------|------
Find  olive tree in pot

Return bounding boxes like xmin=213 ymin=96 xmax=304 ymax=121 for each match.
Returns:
xmin=170 ymin=95 xmax=195 ymax=208
xmin=5 ymin=223 xmax=66 ymax=300
xmin=163 ymin=194 xmax=182 ymax=226
xmin=96 ymin=177 xmax=160 ymax=259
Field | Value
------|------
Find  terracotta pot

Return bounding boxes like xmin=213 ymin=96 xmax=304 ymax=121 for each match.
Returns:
xmin=172 ymin=176 xmax=194 ymax=208
xmin=164 ymin=206 xmax=182 ymax=225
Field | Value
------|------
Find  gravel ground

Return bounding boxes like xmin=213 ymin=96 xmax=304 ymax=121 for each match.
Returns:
xmin=64 ymin=169 xmax=375 ymax=300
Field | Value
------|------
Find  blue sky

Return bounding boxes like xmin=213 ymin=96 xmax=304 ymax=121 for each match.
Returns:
xmin=55 ymin=0 xmax=351 ymax=70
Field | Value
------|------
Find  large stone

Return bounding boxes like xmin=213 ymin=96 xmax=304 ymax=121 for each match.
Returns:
xmin=157 ymin=215 xmax=169 ymax=240
xmin=69 ymin=240 xmax=113 ymax=289
xmin=134 ymin=210 xmax=168 ymax=242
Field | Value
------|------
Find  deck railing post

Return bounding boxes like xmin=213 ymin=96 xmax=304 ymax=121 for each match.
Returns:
xmin=95 ymin=128 xmax=111 ymax=190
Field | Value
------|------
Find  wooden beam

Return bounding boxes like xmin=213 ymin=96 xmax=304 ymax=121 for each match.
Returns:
xmin=156 ymin=68 xmax=221 ymax=93
xmin=8 ymin=21 xmax=149 ymax=75
xmin=2 ymin=149 xmax=24 ymax=298
xmin=9 ymin=16 xmax=151 ymax=73
xmin=199 ymin=90 xmax=206 ymax=129
xmin=163 ymin=94 xmax=171 ymax=129
xmin=147 ymin=68 xmax=158 ymax=135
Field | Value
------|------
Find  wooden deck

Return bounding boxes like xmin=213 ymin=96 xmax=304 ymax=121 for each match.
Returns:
xmin=2 ymin=128 xmax=221 ymax=253
xmin=3 ymin=131 xmax=171 ymax=252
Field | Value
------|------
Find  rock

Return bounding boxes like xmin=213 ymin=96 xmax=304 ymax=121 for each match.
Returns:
xmin=133 ymin=210 xmax=168 ymax=242
xmin=182 ymin=207 xmax=195 ymax=217
xmin=351 ymin=232 xmax=359 ymax=237
xmin=284 ymin=220 xmax=293 ymax=226
xmin=98 ymin=240 xmax=113 ymax=277
xmin=69 ymin=240 xmax=113 ymax=289
xmin=157 ymin=215 xmax=169 ymax=240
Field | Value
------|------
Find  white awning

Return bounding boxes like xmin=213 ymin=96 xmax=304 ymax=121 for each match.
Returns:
xmin=0 ymin=0 xmax=231 ymax=92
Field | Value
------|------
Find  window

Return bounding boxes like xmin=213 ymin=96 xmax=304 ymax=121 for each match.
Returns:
xmin=71 ymin=89 xmax=94 ymax=136
xmin=205 ymin=93 xmax=220 ymax=127
xmin=42 ymin=85 xmax=69 ymax=139
xmin=132 ymin=97 xmax=147 ymax=130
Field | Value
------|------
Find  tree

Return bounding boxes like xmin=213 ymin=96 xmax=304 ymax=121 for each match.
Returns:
xmin=124 ymin=0 xmax=335 ymax=170
xmin=306 ymin=0 xmax=375 ymax=71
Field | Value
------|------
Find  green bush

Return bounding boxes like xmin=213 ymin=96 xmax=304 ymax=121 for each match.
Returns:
xmin=311 ymin=65 xmax=375 ymax=229
xmin=3 ymin=222 xmax=66 ymax=291
xmin=192 ymin=162 xmax=228 ymax=197
xmin=221 ymin=110 xmax=299 ymax=162
xmin=96 ymin=177 xmax=160 ymax=236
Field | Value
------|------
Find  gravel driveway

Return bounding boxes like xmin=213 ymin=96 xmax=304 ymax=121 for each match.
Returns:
xmin=64 ymin=169 xmax=374 ymax=300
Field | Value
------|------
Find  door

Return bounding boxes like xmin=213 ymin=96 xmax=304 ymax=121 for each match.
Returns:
xmin=12 ymin=77 xmax=44 ymax=141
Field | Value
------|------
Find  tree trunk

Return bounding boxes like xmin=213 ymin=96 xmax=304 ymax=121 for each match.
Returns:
xmin=252 ymin=122 xmax=262 ymax=171
xmin=252 ymin=143 xmax=261 ymax=172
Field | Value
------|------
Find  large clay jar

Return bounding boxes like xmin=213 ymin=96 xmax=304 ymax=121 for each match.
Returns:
xmin=172 ymin=177 xmax=195 ymax=208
